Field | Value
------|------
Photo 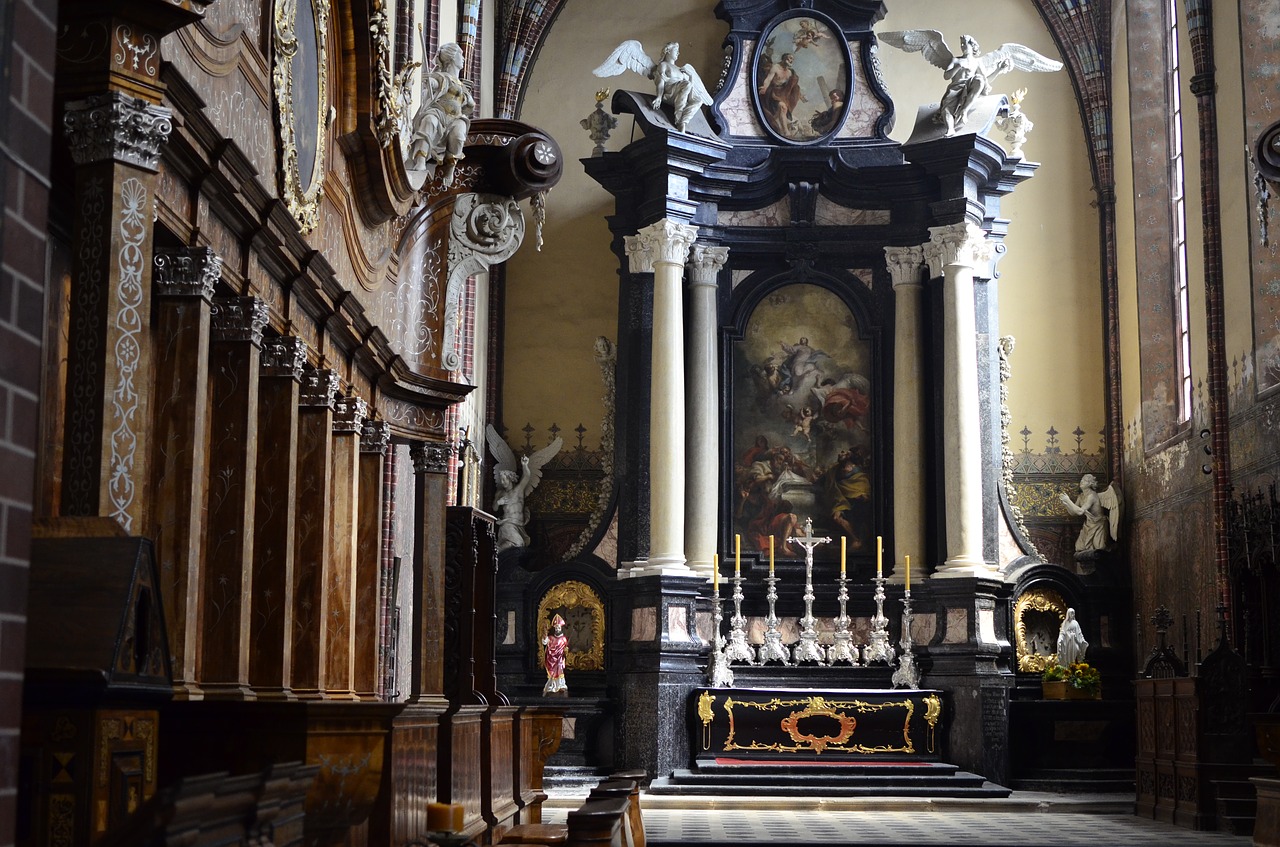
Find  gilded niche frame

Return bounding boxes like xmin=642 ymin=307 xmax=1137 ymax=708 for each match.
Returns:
xmin=1014 ymin=586 xmax=1068 ymax=673
xmin=273 ymin=0 xmax=330 ymax=234
xmin=536 ymin=581 xmax=605 ymax=672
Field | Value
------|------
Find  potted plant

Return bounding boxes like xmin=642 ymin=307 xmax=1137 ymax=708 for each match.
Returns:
xmin=1041 ymin=664 xmax=1068 ymax=699
xmin=1065 ymin=662 xmax=1102 ymax=699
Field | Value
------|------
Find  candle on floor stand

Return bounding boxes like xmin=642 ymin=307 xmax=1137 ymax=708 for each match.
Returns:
xmin=905 ymin=554 xmax=911 ymax=591
xmin=769 ymin=536 xmax=775 ymax=575
xmin=713 ymin=554 xmax=719 ymax=591
xmin=841 ymin=536 xmax=846 ymax=576
xmin=876 ymin=535 xmax=882 ymax=578
xmin=735 ymin=534 xmax=741 ymax=575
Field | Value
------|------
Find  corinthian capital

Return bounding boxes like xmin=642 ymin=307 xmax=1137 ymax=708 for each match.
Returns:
xmin=883 ymin=245 xmax=925 ymax=289
xmin=924 ymin=222 xmax=992 ymax=279
xmin=63 ymin=92 xmax=173 ymax=171
xmin=625 ymin=219 xmax=699 ymax=274
xmin=153 ymin=246 xmax=222 ymax=300
xmin=687 ymin=244 xmax=730 ymax=284
xmin=210 ymin=297 xmax=269 ymax=345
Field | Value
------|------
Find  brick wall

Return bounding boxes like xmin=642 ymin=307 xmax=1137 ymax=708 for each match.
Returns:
xmin=0 ymin=0 xmax=56 ymax=841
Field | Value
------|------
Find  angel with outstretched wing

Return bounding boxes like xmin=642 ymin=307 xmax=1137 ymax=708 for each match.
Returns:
xmin=592 ymin=40 xmax=713 ymax=132
xmin=485 ymin=424 xmax=564 ymax=551
xmin=878 ymin=30 xmax=1062 ymax=134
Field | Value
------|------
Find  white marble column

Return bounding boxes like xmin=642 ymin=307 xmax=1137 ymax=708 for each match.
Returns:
xmin=885 ymin=245 xmax=927 ymax=582
xmin=926 ymin=223 xmax=994 ymax=577
xmin=624 ymin=219 xmax=699 ymax=575
xmin=684 ymin=244 xmax=729 ymax=579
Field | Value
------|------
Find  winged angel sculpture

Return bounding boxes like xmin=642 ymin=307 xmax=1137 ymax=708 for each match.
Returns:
xmin=878 ymin=30 xmax=1062 ymax=135
xmin=592 ymin=40 xmax=713 ymax=133
xmin=485 ymin=424 xmax=563 ymax=552
xmin=1059 ymin=474 xmax=1123 ymax=559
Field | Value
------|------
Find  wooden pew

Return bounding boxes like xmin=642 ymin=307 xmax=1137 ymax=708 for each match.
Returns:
xmin=564 ymin=798 xmax=631 ymax=847
xmin=499 ymin=776 xmax=641 ymax=847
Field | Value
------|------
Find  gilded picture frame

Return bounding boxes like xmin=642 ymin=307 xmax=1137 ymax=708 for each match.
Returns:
xmin=536 ymin=580 xmax=606 ymax=672
xmin=273 ymin=0 xmax=330 ymax=233
xmin=1014 ymin=586 xmax=1068 ymax=673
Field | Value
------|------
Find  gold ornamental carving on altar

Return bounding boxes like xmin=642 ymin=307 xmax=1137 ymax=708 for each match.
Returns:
xmin=722 ymin=695 xmax=917 ymax=755
xmin=536 ymin=580 xmax=605 ymax=671
xmin=1014 ymin=586 xmax=1068 ymax=673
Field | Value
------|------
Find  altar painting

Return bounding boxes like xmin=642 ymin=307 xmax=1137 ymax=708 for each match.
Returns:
xmin=732 ymin=284 xmax=872 ymax=558
xmin=754 ymin=15 xmax=850 ymax=142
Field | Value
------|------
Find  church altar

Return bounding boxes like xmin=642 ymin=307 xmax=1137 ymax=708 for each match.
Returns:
xmin=692 ymin=686 xmax=943 ymax=763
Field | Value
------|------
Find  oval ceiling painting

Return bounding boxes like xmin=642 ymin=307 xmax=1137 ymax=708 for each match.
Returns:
xmin=754 ymin=13 xmax=851 ymax=144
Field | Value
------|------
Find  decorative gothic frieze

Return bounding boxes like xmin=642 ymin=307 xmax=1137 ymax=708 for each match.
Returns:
xmin=360 ymin=420 xmax=391 ymax=454
xmin=153 ymin=246 xmax=221 ymax=300
xmin=210 ymin=297 xmax=269 ymax=345
xmin=63 ymin=92 xmax=173 ymax=171
xmin=260 ymin=336 xmax=308 ymax=379
xmin=333 ymin=396 xmax=369 ymax=434
xmin=299 ymin=367 xmax=339 ymax=408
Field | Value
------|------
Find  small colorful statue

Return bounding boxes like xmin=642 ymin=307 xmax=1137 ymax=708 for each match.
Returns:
xmin=542 ymin=613 xmax=569 ymax=696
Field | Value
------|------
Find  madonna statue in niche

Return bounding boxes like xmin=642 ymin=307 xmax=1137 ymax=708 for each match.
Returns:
xmin=755 ymin=15 xmax=850 ymax=142
xmin=732 ymin=284 xmax=873 ymax=557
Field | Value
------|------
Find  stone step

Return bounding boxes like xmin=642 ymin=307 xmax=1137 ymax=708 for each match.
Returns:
xmin=649 ymin=763 xmax=1010 ymax=798
xmin=1011 ymin=767 xmax=1135 ymax=794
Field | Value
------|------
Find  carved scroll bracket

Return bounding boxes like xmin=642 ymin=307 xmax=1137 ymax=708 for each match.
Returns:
xmin=442 ymin=193 xmax=525 ymax=371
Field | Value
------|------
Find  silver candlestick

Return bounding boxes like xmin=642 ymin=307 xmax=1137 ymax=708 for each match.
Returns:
xmin=756 ymin=570 xmax=791 ymax=665
xmin=789 ymin=518 xmax=830 ymax=665
xmin=707 ymin=574 xmax=734 ymax=687
xmin=826 ymin=573 xmax=860 ymax=665
xmin=724 ymin=569 xmax=755 ymax=664
xmin=891 ymin=589 xmax=921 ymax=689
xmin=864 ymin=573 xmax=895 ymax=664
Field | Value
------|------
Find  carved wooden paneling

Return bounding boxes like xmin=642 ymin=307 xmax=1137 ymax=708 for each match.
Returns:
xmin=439 ymin=708 xmax=486 ymax=838
xmin=292 ymin=369 xmax=337 ymax=697
xmin=374 ymin=706 xmax=443 ymax=845
xmin=200 ymin=297 xmax=266 ymax=695
xmin=355 ymin=422 xmax=389 ymax=699
xmin=325 ymin=397 xmax=366 ymax=698
xmin=250 ymin=336 xmax=304 ymax=695
xmin=150 ymin=250 xmax=214 ymax=694
xmin=485 ymin=705 xmax=519 ymax=827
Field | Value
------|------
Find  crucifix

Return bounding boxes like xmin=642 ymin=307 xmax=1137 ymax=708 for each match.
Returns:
xmin=788 ymin=517 xmax=831 ymax=664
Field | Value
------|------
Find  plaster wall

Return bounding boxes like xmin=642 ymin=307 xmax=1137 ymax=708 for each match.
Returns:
xmin=876 ymin=1 xmax=1105 ymax=462
xmin=504 ymin=0 xmax=727 ymax=450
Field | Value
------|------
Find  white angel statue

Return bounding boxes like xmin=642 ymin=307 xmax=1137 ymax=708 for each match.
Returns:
xmin=592 ymin=40 xmax=713 ymax=132
xmin=485 ymin=424 xmax=564 ymax=552
xmin=1059 ymin=474 xmax=1123 ymax=557
xmin=878 ymin=30 xmax=1062 ymax=135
